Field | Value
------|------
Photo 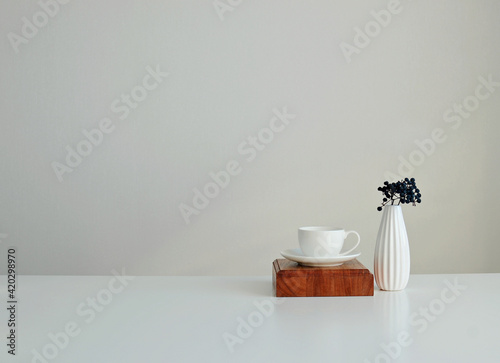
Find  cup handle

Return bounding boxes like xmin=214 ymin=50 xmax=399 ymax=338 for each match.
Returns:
xmin=339 ymin=231 xmax=360 ymax=255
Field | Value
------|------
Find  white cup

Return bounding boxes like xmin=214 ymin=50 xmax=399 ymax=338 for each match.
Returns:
xmin=298 ymin=226 xmax=361 ymax=258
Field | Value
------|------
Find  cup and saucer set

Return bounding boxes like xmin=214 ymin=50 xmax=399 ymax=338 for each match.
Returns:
xmin=280 ymin=226 xmax=361 ymax=267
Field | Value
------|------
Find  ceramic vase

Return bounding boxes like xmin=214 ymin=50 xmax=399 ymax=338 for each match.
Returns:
xmin=374 ymin=205 xmax=410 ymax=291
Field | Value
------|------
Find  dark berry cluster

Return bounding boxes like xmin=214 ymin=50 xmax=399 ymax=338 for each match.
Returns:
xmin=377 ymin=178 xmax=421 ymax=211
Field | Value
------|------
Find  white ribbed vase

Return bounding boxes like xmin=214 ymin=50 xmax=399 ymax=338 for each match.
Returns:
xmin=374 ymin=205 xmax=410 ymax=291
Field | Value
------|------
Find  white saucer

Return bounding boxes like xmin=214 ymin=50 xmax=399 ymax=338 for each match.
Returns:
xmin=280 ymin=248 xmax=361 ymax=267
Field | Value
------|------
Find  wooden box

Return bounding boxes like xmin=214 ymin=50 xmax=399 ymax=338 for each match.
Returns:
xmin=272 ymin=259 xmax=374 ymax=297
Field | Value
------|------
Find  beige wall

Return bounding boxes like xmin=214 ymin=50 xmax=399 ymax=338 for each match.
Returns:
xmin=0 ymin=0 xmax=499 ymax=275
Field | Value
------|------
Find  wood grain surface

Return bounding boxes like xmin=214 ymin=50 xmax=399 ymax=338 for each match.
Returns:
xmin=273 ymin=259 xmax=374 ymax=297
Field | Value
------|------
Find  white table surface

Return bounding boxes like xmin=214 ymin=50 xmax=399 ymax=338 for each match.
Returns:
xmin=1 ymin=273 xmax=500 ymax=363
